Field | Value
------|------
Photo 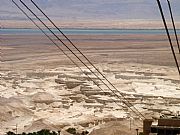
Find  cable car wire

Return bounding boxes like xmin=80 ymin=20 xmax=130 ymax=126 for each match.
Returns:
xmin=166 ymin=0 xmax=180 ymax=54
xmin=156 ymin=0 xmax=180 ymax=75
xmin=12 ymin=0 xmax=146 ymax=120
xmin=29 ymin=0 xmax=146 ymax=119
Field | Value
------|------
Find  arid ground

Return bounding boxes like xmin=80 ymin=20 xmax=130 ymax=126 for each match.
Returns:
xmin=0 ymin=34 xmax=180 ymax=135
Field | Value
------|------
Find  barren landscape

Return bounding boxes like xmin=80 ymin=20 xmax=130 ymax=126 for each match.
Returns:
xmin=1 ymin=34 xmax=180 ymax=135
xmin=1 ymin=20 xmax=180 ymax=29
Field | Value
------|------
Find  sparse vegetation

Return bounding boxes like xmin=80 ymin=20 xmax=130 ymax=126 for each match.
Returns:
xmin=66 ymin=128 xmax=77 ymax=134
xmin=6 ymin=128 xmax=89 ymax=135
xmin=139 ymin=132 xmax=144 ymax=135
xmin=6 ymin=129 xmax=58 ymax=135
xmin=66 ymin=128 xmax=89 ymax=135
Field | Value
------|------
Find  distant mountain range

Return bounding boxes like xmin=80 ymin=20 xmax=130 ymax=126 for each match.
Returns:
xmin=1 ymin=0 xmax=180 ymax=28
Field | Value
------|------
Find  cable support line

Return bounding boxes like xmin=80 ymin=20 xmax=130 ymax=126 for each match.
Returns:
xmin=11 ymin=0 xmax=138 ymax=121
xmin=16 ymin=0 xmax=146 ymax=120
xmin=13 ymin=1 xmax=145 ymax=123
xmin=30 ymin=0 xmax=146 ymax=120
xmin=12 ymin=0 xmax=143 ymax=121
xmin=167 ymin=0 xmax=180 ymax=54
xmin=27 ymin=0 xmax=146 ymax=120
xmin=156 ymin=0 xmax=180 ymax=75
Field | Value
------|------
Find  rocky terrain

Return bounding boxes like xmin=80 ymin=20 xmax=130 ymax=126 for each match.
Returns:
xmin=1 ymin=34 xmax=180 ymax=134
xmin=0 ymin=62 xmax=180 ymax=134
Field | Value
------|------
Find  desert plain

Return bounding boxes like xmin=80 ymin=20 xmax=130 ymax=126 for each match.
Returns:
xmin=0 ymin=33 xmax=180 ymax=135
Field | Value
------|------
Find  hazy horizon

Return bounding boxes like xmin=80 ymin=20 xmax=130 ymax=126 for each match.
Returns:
xmin=1 ymin=0 xmax=180 ymax=28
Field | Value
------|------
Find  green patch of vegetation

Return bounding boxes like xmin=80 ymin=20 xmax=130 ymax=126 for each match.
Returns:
xmin=66 ymin=128 xmax=76 ymax=134
xmin=66 ymin=128 xmax=89 ymax=135
xmin=6 ymin=129 xmax=59 ymax=135
xmin=6 ymin=128 xmax=89 ymax=135
xmin=139 ymin=132 xmax=144 ymax=135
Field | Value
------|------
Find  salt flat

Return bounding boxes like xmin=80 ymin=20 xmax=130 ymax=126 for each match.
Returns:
xmin=0 ymin=34 xmax=180 ymax=135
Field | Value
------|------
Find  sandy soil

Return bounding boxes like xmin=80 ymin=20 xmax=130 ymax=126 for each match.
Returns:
xmin=1 ymin=20 xmax=180 ymax=29
xmin=0 ymin=34 xmax=180 ymax=134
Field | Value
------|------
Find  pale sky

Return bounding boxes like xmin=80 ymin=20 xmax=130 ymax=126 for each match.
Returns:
xmin=1 ymin=0 xmax=180 ymax=22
